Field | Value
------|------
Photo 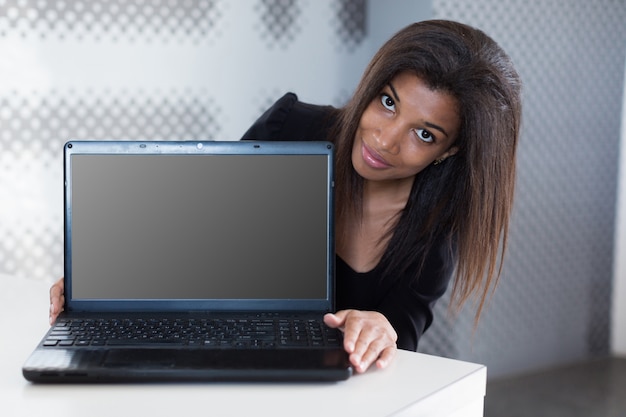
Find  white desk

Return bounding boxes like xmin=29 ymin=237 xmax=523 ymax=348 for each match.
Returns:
xmin=2 ymin=275 xmax=486 ymax=417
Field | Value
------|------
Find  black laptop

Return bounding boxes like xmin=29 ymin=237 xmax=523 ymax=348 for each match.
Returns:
xmin=22 ymin=140 xmax=352 ymax=382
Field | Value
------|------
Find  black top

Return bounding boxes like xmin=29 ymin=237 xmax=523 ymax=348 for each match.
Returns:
xmin=242 ymin=93 xmax=455 ymax=351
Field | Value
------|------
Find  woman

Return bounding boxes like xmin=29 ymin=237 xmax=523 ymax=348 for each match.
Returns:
xmin=49 ymin=20 xmax=522 ymax=374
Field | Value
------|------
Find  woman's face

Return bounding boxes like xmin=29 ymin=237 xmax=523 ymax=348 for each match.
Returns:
xmin=352 ymin=71 xmax=461 ymax=185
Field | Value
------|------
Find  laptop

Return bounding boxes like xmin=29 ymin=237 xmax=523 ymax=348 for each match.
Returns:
xmin=23 ymin=140 xmax=352 ymax=382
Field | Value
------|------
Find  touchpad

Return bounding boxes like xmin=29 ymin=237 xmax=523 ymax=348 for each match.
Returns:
xmin=104 ymin=349 xmax=180 ymax=368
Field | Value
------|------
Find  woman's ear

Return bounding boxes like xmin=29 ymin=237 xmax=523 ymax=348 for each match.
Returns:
xmin=434 ymin=146 xmax=459 ymax=165
xmin=442 ymin=146 xmax=459 ymax=159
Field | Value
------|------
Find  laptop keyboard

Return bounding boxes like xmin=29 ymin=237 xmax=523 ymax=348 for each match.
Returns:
xmin=43 ymin=317 xmax=343 ymax=349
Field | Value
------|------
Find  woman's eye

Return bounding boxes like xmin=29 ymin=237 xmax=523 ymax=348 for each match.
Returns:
xmin=380 ymin=94 xmax=395 ymax=111
xmin=415 ymin=129 xmax=435 ymax=143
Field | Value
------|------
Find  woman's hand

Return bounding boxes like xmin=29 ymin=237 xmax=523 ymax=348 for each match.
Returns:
xmin=49 ymin=277 xmax=65 ymax=324
xmin=324 ymin=309 xmax=397 ymax=373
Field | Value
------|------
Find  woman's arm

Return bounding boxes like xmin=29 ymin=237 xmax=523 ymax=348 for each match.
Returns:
xmin=377 ymin=239 xmax=456 ymax=351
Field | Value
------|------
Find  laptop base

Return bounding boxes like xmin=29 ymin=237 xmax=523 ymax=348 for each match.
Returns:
xmin=23 ymin=348 xmax=352 ymax=383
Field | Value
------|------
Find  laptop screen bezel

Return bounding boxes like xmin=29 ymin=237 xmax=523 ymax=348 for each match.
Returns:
xmin=63 ymin=140 xmax=335 ymax=313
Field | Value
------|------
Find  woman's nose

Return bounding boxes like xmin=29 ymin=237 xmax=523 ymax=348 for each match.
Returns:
xmin=374 ymin=124 xmax=402 ymax=155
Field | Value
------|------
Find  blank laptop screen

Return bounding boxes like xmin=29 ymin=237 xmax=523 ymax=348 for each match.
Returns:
xmin=68 ymin=152 xmax=330 ymax=301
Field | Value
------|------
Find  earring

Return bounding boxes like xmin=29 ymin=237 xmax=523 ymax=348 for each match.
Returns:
xmin=433 ymin=158 xmax=444 ymax=166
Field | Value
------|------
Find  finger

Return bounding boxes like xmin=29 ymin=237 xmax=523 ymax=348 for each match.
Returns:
xmin=325 ymin=310 xmax=352 ymax=325
xmin=49 ymin=305 xmax=56 ymax=325
xmin=49 ymin=305 xmax=61 ymax=325
xmin=375 ymin=345 xmax=397 ymax=369
xmin=49 ymin=298 xmax=64 ymax=324
xmin=324 ymin=311 xmax=358 ymax=352
xmin=50 ymin=278 xmax=64 ymax=299
xmin=350 ymin=331 xmax=388 ymax=372
xmin=341 ymin=316 xmax=365 ymax=354
xmin=50 ymin=288 xmax=62 ymax=310
xmin=349 ymin=319 xmax=398 ymax=371
xmin=323 ymin=312 xmax=344 ymax=329
xmin=49 ymin=278 xmax=65 ymax=324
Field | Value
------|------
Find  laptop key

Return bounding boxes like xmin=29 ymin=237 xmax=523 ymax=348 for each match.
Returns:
xmin=106 ymin=339 xmax=186 ymax=346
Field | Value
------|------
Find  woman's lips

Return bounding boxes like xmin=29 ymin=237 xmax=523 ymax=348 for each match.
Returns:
xmin=362 ymin=142 xmax=392 ymax=169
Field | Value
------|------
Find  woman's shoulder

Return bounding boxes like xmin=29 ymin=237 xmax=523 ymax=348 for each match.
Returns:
xmin=241 ymin=93 xmax=338 ymax=142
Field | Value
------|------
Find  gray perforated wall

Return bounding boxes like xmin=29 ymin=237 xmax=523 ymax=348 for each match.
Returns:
xmin=418 ymin=0 xmax=626 ymax=377
xmin=1 ymin=0 xmax=625 ymax=378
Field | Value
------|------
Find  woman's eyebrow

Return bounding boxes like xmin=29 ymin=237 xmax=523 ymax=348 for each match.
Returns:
xmin=424 ymin=122 xmax=450 ymax=139
xmin=387 ymin=82 xmax=401 ymax=103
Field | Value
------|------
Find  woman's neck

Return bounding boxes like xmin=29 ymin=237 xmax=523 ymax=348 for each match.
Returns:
xmin=362 ymin=176 xmax=415 ymax=214
xmin=336 ymin=176 xmax=414 ymax=273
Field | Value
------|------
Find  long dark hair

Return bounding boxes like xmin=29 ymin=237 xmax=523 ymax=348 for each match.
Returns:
xmin=331 ymin=20 xmax=522 ymax=321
